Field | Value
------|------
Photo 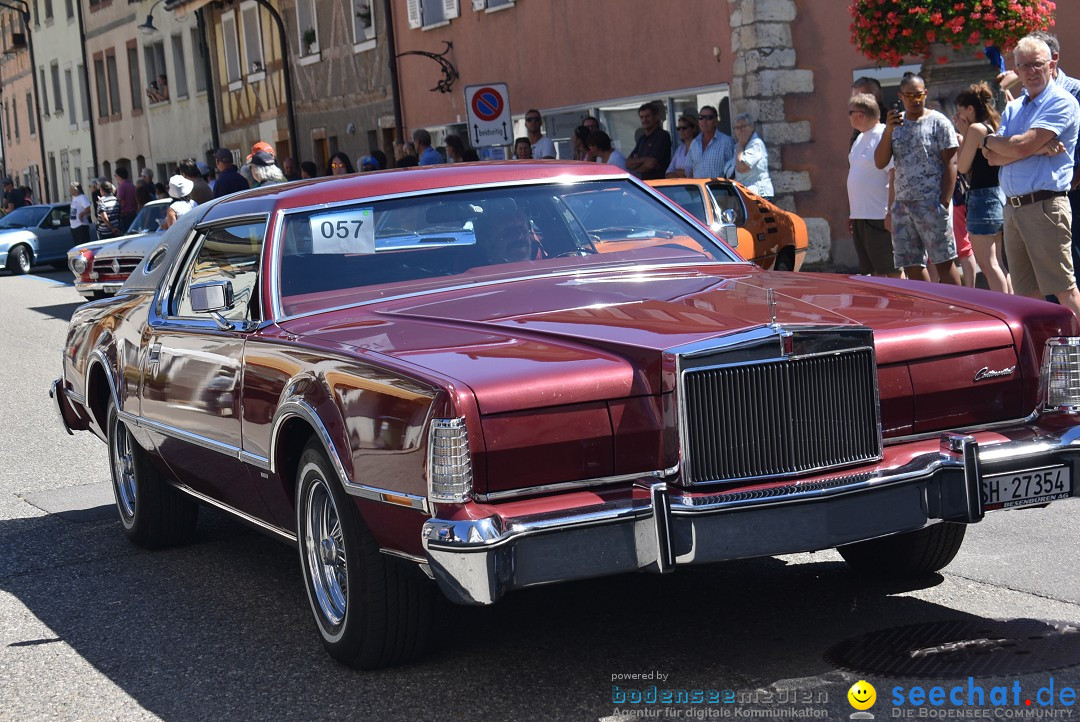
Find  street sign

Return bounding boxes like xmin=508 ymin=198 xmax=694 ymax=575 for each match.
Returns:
xmin=464 ymin=83 xmax=512 ymax=147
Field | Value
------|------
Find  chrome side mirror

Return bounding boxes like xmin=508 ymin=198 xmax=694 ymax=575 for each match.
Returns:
xmin=189 ymin=280 xmax=234 ymax=313
xmin=721 ymin=209 xmax=737 ymax=225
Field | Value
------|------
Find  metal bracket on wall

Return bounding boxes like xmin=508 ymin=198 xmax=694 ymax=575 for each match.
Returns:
xmin=396 ymin=41 xmax=459 ymax=94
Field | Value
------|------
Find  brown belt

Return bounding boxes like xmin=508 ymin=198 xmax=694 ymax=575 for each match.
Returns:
xmin=1006 ymin=189 xmax=1067 ymax=207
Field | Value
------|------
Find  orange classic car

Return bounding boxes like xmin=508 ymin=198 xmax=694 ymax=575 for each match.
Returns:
xmin=648 ymin=177 xmax=807 ymax=271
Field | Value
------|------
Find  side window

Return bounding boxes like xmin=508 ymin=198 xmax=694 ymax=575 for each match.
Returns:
xmin=48 ymin=206 xmax=69 ymax=226
xmin=660 ymin=185 xmax=708 ymax=225
xmin=706 ymin=182 xmax=747 ymax=226
xmin=173 ymin=221 xmax=266 ymax=322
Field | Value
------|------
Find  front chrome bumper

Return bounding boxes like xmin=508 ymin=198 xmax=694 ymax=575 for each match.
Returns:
xmin=73 ymin=281 xmax=122 ymax=298
xmin=422 ymin=427 xmax=1080 ymax=605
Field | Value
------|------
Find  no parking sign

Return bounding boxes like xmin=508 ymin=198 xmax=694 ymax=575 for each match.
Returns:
xmin=464 ymin=83 xmax=512 ymax=147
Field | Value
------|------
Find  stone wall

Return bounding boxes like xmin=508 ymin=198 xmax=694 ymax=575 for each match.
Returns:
xmin=727 ymin=0 xmax=829 ymax=264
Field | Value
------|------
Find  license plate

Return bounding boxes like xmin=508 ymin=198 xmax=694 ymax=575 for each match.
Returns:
xmin=980 ymin=466 xmax=1072 ymax=510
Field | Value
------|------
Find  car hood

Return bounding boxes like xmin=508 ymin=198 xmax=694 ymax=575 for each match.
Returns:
xmin=280 ymin=265 xmax=1029 ymax=415
xmin=69 ymin=230 xmax=161 ymax=258
xmin=0 ymin=229 xmax=39 ymax=251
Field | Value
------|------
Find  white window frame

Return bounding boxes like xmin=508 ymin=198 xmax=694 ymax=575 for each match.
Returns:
xmin=64 ymin=63 xmax=76 ymax=129
xmin=473 ymin=0 xmax=514 ymax=11
xmin=171 ymin=31 xmax=188 ymax=98
xmin=296 ymin=0 xmax=320 ymax=64
xmin=221 ymin=9 xmax=243 ymax=91
xmin=351 ymin=0 xmax=376 ymax=52
xmin=408 ymin=0 xmax=457 ymax=30
xmin=239 ymin=1 xmax=265 ymax=84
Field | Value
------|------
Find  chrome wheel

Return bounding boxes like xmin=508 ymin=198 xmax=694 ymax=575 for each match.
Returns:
xmin=109 ymin=413 xmax=137 ymax=523
xmin=302 ymin=476 xmax=348 ymax=627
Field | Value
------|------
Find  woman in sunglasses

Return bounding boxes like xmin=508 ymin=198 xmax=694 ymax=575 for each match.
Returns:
xmin=665 ymin=113 xmax=699 ymax=178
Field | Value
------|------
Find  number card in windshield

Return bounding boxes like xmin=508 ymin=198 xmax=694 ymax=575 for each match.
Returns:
xmin=310 ymin=208 xmax=375 ymax=254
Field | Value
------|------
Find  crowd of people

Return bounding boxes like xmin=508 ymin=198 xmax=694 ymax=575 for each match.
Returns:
xmin=848 ymin=30 xmax=1079 ymax=315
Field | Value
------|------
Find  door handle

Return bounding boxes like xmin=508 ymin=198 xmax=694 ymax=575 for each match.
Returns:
xmin=147 ymin=343 xmax=161 ymax=375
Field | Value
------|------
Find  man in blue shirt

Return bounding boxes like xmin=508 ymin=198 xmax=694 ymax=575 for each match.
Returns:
xmin=414 ymin=129 xmax=446 ymax=167
xmin=686 ymin=106 xmax=735 ymax=180
xmin=985 ymin=36 xmax=1080 ymax=315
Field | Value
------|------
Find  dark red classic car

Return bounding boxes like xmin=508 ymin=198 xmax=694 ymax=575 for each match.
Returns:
xmin=51 ymin=162 xmax=1080 ymax=669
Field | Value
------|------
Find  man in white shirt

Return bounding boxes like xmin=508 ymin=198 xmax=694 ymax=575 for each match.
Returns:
xmin=525 ymin=109 xmax=556 ymax=159
xmin=848 ymin=93 xmax=899 ymax=277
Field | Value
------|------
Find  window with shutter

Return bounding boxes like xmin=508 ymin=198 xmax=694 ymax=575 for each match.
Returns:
xmin=172 ymin=33 xmax=188 ymax=97
xmin=406 ymin=0 xmax=421 ymax=28
xmin=240 ymin=1 xmax=265 ymax=78
xmin=221 ymin=11 xmax=242 ymax=86
xmin=443 ymin=0 xmax=459 ymax=20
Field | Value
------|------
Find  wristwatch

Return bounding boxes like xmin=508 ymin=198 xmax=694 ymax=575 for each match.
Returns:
xmin=982 ymin=135 xmax=991 ymax=151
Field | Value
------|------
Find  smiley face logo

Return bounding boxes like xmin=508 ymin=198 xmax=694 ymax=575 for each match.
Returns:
xmin=848 ymin=680 xmax=877 ymax=711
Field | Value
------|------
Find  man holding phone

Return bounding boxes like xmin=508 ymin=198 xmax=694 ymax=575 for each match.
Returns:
xmin=875 ymin=73 xmax=961 ymax=284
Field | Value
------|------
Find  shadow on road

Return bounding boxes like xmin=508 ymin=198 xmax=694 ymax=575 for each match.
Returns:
xmin=27 ymin=301 xmax=85 ymax=322
xmin=0 ymin=501 xmax=995 ymax=721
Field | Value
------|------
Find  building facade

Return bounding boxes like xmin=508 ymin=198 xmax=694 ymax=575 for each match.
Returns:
xmin=134 ymin=0 xmax=214 ymax=180
xmin=82 ymin=0 xmax=151 ymax=181
xmin=0 ymin=7 xmax=43 ymax=200
xmin=34 ymin=0 xmax=96 ymax=201
xmin=283 ymin=0 xmax=394 ymax=172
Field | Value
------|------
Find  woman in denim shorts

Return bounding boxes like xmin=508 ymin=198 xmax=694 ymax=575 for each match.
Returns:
xmin=954 ymin=82 xmax=1011 ymax=294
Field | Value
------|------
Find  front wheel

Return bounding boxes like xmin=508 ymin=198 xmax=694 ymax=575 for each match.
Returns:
xmin=6 ymin=245 xmax=31 ymax=274
xmin=772 ymin=246 xmax=796 ymax=272
xmin=838 ymin=522 xmax=966 ymax=577
xmin=296 ymin=440 xmax=433 ymax=668
xmin=107 ymin=399 xmax=198 ymax=548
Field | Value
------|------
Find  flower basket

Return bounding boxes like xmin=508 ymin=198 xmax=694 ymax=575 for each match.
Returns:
xmin=849 ymin=0 xmax=1056 ymax=67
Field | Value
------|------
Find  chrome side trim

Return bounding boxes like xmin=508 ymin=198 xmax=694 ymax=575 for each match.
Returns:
xmin=239 ymin=450 xmax=272 ymax=471
xmin=885 ymin=414 xmax=1039 ymax=446
xmin=67 ymin=389 xmax=86 ymax=405
xmin=170 ymin=482 xmax=297 ymax=543
xmin=269 ymin=398 xmax=431 ymax=513
xmin=379 ymin=547 xmax=432 ymax=573
xmin=473 ymin=465 xmax=679 ymax=502
xmin=135 ymin=415 xmax=240 ymax=457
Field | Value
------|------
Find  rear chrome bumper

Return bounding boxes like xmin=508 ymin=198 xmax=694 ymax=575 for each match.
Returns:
xmin=422 ymin=428 xmax=1080 ymax=605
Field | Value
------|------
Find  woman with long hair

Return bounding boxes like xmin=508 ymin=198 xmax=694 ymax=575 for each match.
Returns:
xmin=326 ymin=152 xmax=355 ymax=176
xmin=954 ymin=82 xmax=1010 ymax=293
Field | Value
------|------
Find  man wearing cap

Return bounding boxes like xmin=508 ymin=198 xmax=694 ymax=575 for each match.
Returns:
xmin=2 ymin=177 xmax=25 ymax=214
xmin=213 ymin=148 xmax=249 ymax=198
xmin=358 ymin=155 xmax=380 ymax=172
xmin=984 ymin=35 xmax=1080 ymax=315
xmin=179 ymin=158 xmax=213 ymax=205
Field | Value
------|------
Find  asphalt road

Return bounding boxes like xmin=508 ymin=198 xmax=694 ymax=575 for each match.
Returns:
xmin=3 ymin=266 xmax=1080 ymax=721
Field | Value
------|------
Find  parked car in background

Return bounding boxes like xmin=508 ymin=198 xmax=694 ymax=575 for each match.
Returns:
xmin=0 ymin=203 xmax=73 ymax=274
xmin=68 ymin=199 xmax=170 ymax=299
xmin=648 ymin=177 xmax=807 ymax=271
xmin=52 ymin=163 xmax=1080 ymax=670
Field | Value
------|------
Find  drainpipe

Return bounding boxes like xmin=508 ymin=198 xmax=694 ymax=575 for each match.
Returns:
xmin=195 ymin=8 xmax=219 ymax=152
xmin=74 ymin=0 xmax=98 ymax=178
xmin=383 ymin=0 xmax=403 ymax=145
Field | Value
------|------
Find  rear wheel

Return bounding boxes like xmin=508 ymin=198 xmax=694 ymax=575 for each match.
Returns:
xmin=296 ymin=440 xmax=433 ymax=668
xmin=838 ymin=522 xmax=966 ymax=577
xmin=107 ymin=399 xmax=198 ymax=548
xmin=6 ymin=245 xmax=30 ymax=275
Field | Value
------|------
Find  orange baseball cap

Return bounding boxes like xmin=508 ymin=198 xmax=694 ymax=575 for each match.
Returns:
xmin=251 ymin=141 xmax=275 ymax=157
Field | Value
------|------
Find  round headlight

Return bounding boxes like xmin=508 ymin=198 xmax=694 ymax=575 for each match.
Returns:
xmin=71 ymin=255 xmax=87 ymax=274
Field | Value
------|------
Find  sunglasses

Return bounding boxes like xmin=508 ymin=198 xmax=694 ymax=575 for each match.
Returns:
xmin=900 ymin=91 xmax=927 ymax=99
xmin=698 ymin=114 xmax=717 ymax=121
xmin=677 ymin=125 xmax=691 ymax=131
xmin=525 ymin=116 xmax=541 ymax=122
xmin=331 ymin=162 xmax=345 ymax=168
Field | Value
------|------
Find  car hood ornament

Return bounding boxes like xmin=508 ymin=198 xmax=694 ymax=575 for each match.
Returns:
xmin=974 ymin=366 xmax=1016 ymax=382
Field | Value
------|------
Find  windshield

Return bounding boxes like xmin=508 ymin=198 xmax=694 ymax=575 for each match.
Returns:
xmin=278 ymin=179 xmax=737 ymax=316
xmin=127 ymin=203 xmax=168 ymax=234
xmin=0 ymin=206 xmax=46 ymax=229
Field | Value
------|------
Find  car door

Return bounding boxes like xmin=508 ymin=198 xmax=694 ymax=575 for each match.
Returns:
xmin=138 ymin=218 xmax=269 ymax=517
xmin=36 ymin=206 xmax=72 ymax=261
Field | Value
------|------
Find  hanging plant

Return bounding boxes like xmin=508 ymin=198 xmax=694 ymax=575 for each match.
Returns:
xmin=849 ymin=0 xmax=1056 ymax=67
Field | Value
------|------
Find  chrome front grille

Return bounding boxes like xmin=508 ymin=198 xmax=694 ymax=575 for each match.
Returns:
xmin=92 ymin=256 xmax=140 ymax=278
xmin=681 ymin=348 xmax=881 ymax=484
